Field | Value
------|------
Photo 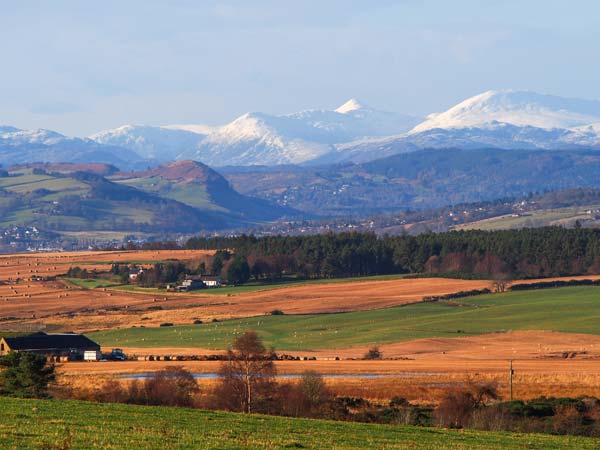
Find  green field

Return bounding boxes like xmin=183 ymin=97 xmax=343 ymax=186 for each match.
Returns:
xmin=458 ymin=204 xmax=600 ymax=231
xmin=0 ymin=397 xmax=595 ymax=449
xmin=90 ymin=286 xmax=600 ymax=350
xmin=65 ymin=278 xmax=123 ymax=289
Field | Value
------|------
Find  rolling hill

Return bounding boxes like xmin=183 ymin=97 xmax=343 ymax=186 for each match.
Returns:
xmin=111 ymin=160 xmax=297 ymax=221
xmin=0 ymin=163 xmax=294 ymax=241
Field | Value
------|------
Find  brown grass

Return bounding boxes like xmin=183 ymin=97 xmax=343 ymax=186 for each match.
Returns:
xmin=56 ymin=358 xmax=600 ymax=405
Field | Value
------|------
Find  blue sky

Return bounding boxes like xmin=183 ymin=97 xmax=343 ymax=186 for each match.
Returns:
xmin=1 ymin=0 xmax=599 ymax=135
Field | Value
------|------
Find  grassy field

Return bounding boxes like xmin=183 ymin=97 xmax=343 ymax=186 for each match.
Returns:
xmin=90 ymin=286 xmax=600 ymax=350
xmin=458 ymin=204 xmax=600 ymax=231
xmin=0 ymin=397 xmax=596 ymax=449
xmin=65 ymin=277 xmax=123 ymax=289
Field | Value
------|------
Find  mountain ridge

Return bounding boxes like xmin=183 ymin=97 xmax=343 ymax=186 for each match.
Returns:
xmin=5 ymin=90 xmax=600 ymax=169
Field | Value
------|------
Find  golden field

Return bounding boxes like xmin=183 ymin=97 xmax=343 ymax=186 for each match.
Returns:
xmin=2 ymin=250 xmax=600 ymax=404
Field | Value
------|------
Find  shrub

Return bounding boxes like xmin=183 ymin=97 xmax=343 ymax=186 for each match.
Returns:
xmin=553 ymin=404 xmax=586 ymax=435
xmin=159 ymin=322 xmax=174 ymax=327
xmin=435 ymin=388 xmax=478 ymax=428
xmin=390 ymin=396 xmax=410 ymax=408
xmin=136 ymin=366 xmax=200 ymax=407
xmin=363 ymin=346 xmax=382 ymax=360
xmin=270 ymin=309 xmax=284 ymax=315
xmin=434 ymin=380 xmax=499 ymax=428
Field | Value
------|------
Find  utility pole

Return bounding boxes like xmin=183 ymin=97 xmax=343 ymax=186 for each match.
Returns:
xmin=509 ymin=359 xmax=514 ymax=401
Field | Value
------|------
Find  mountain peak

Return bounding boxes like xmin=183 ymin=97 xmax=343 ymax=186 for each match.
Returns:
xmin=335 ymin=98 xmax=368 ymax=114
xmin=411 ymin=89 xmax=600 ymax=133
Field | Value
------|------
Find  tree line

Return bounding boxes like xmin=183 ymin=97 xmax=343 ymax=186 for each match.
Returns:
xmin=185 ymin=227 xmax=600 ymax=280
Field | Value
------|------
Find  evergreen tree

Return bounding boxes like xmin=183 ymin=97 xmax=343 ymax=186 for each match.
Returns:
xmin=0 ymin=352 xmax=55 ymax=398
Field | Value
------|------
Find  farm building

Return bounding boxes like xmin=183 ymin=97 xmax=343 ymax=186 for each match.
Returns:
xmin=201 ymin=276 xmax=222 ymax=287
xmin=179 ymin=276 xmax=206 ymax=291
xmin=168 ymin=275 xmax=223 ymax=292
xmin=129 ymin=266 xmax=144 ymax=280
xmin=0 ymin=332 xmax=100 ymax=361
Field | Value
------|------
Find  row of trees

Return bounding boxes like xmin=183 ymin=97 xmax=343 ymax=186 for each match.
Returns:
xmin=186 ymin=227 xmax=600 ymax=279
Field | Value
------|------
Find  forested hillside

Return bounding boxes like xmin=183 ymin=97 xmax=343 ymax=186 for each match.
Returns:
xmin=224 ymin=148 xmax=600 ymax=215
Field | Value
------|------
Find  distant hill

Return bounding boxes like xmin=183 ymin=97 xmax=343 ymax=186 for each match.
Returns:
xmin=111 ymin=160 xmax=297 ymax=221
xmin=223 ymin=148 xmax=600 ymax=216
xmin=0 ymin=163 xmax=295 ymax=240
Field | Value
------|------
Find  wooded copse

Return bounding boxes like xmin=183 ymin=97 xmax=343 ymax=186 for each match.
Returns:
xmin=186 ymin=227 xmax=600 ymax=280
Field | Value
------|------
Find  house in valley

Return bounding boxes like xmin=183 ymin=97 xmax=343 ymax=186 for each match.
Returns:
xmin=169 ymin=275 xmax=223 ymax=292
xmin=201 ymin=276 xmax=222 ymax=288
xmin=178 ymin=275 xmax=206 ymax=292
xmin=129 ymin=266 xmax=144 ymax=280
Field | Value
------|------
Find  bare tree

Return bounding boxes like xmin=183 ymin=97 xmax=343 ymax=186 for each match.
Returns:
xmin=492 ymin=273 xmax=511 ymax=293
xmin=217 ymin=331 xmax=276 ymax=413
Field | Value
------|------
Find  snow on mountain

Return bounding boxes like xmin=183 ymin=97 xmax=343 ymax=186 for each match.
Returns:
xmin=191 ymin=100 xmax=420 ymax=166
xmin=331 ymin=122 xmax=600 ymax=165
xmin=0 ymin=125 xmax=21 ymax=134
xmin=162 ymin=124 xmax=217 ymax=135
xmin=335 ymin=98 xmax=367 ymax=114
xmin=0 ymin=126 xmax=145 ymax=170
xmin=559 ymin=123 xmax=600 ymax=148
xmin=0 ymin=127 xmax=66 ymax=145
xmin=90 ymin=125 xmax=205 ymax=161
xmin=193 ymin=112 xmax=333 ymax=166
xmin=318 ymin=90 xmax=600 ymax=165
xmin=7 ymin=90 xmax=600 ymax=169
xmin=411 ymin=90 xmax=600 ymax=133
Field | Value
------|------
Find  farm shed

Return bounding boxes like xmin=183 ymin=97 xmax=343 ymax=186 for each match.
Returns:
xmin=0 ymin=332 xmax=100 ymax=361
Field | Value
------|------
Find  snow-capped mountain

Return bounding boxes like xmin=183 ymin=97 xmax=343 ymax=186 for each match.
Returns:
xmin=412 ymin=90 xmax=600 ymax=132
xmin=327 ymin=90 xmax=600 ymax=164
xmin=89 ymin=99 xmax=420 ymax=166
xmin=162 ymin=124 xmax=217 ymax=135
xmin=90 ymin=125 xmax=206 ymax=161
xmin=191 ymin=99 xmax=420 ymax=166
xmin=7 ymin=90 xmax=600 ymax=169
xmin=0 ymin=126 xmax=145 ymax=169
